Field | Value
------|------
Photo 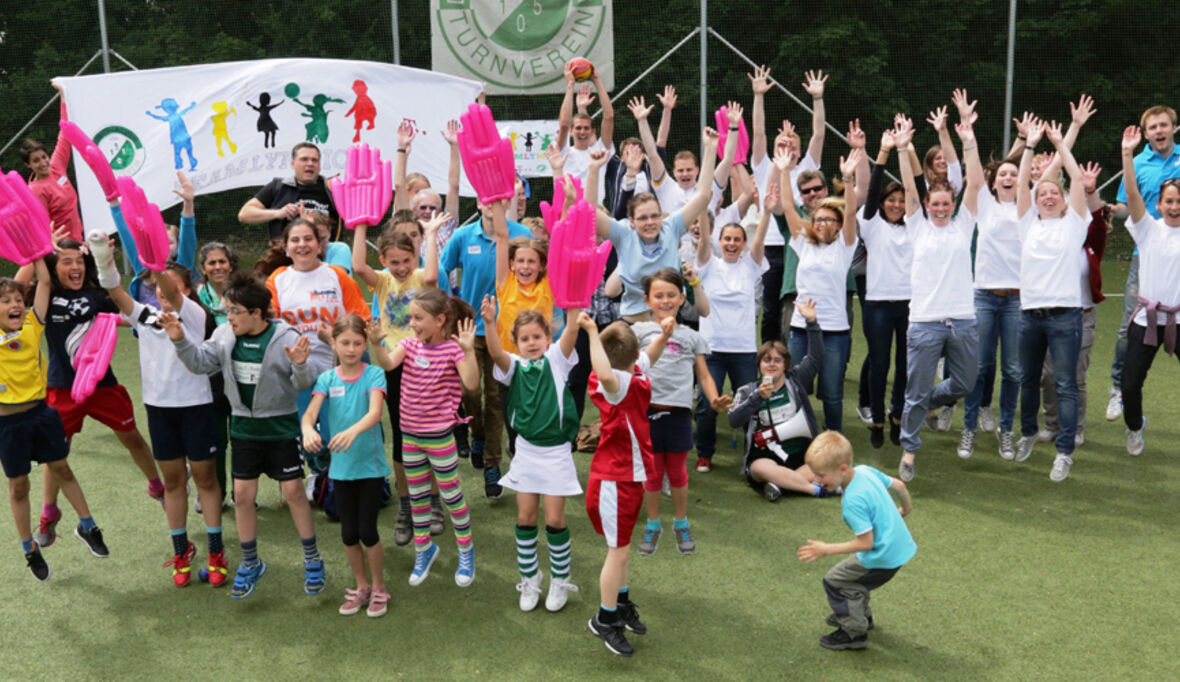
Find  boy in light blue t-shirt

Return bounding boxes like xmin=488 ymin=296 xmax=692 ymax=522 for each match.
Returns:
xmin=798 ymin=431 xmax=915 ymax=651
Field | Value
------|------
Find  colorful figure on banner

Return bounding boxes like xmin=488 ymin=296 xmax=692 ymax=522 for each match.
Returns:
xmin=294 ymin=91 xmax=345 ymax=144
xmin=345 ymin=79 xmax=377 ymax=143
xmin=246 ymin=92 xmax=284 ymax=148
xmin=145 ymin=97 xmax=198 ymax=171
xmin=509 ymin=132 xmax=519 ymax=151
xmin=539 ymin=133 xmax=554 ymax=151
xmin=522 ymin=132 xmax=536 ymax=152
xmin=210 ymin=101 xmax=238 ymax=157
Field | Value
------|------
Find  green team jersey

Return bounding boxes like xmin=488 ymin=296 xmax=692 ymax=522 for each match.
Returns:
xmin=230 ymin=323 xmax=299 ymax=441
xmin=500 ymin=345 xmax=579 ymax=447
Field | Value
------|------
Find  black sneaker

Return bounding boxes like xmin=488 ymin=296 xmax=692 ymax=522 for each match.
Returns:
xmin=26 ymin=545 xmax=50 ymax=581
xmin=617 ymin=601 xmax=647 ymax=635
xmin=75 ymin=525 xmax=110 ymax=558
xmin=587 ymin=613 xmax=633 ymax=656
xmin=870 ymin=426 xmax=884 ymax=449
xmin=819 ymin=627 xmax=869 ymax=650
xmin=470 ymin=438 xmax=485 ymax=470
xmin=826 ymin=612 xmax=874 ymax=630
xmin=484 ymin=466 xmax=503 ymax=499
xmin=889 ymin=419 xmax=901 ymax=446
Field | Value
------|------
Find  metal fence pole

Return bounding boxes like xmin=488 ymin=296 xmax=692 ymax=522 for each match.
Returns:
xmin=1002 ymin=0 xmax=1017 ymax=151
xmin=391 ymin=0 xmax=401 ymax=65
xmin=700 ymin=0 xmax=708 ymax=155
xmin=588 ymin=28 xmax=700 ymax=121
xmin=97 ymin=0 xmax=111 ymax=73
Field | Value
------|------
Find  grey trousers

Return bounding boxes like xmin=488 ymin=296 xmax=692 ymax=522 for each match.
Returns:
xmin=823 ymin=554 xmax=901 ymax=637
xmin=900 ymin=318 xmax=980 ymax=453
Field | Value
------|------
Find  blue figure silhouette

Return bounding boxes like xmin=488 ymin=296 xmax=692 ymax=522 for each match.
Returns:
xmin=146 ymin=98 xmax=198 ymax=171
xmin=247 ymin=92 xmax=284 ymax=148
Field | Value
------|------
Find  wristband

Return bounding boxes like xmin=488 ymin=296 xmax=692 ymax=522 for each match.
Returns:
xmin=813 ymin=96 xmax=823 ymax=101
xmin=729 ymin=125 xmax=739 ymax=131
xmin=398 ymin=148 xmax=407 ymax=153
xmin=1017 ymin=135 xmax=1027 ymax=140
xmin=688 ymin=278 xmax=701 ymax=287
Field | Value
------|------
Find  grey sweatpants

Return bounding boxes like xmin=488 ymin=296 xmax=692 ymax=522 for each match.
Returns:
xmin=823 ymin=555 xmax=901 ymax=637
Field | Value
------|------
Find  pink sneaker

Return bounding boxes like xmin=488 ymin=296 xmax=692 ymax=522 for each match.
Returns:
xmin=338 ymin=586 xmax=371 ymax=616
xmin=367 ymin=590 xmax=390 ymax=618
xmin=147 ymin=484 xmax=166 ymax=508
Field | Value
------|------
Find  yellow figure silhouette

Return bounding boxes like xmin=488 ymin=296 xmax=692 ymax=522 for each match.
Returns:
xmin=211 ymin=101 xmax=238 ymax=156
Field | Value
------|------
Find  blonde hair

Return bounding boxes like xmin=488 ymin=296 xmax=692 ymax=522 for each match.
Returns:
xmin=805 ymin=430 xmax=854 ymax=472
xmin=1140 ymin=105 xmax=1178 ymax=130
xmin=803 ymin=198 xmax=846 ymax=245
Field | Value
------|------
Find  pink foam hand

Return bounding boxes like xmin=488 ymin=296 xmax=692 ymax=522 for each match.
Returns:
xmin=715 ymin=107 xmax=750 ymax=165
xmin=70 ymin=312 xmax=119 ymax=404
xmin=457 ymin=103 xmax=517 ymax=204
xmin=546 ymin=199 xmax=612 ymax=308
xmin=329 ymin=143 xmax=392 ymax=229
xmin=539 ymin=176 xmax=584 ymax=232
xmin=115 ymin=176 xmax=169 ymax=272
xmin=59 ymin=121 xmax=120 ymax=201
xmin=0 ymin=170 xmax=54 ymax=265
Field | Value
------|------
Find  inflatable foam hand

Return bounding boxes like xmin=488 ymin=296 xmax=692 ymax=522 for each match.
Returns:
xmin=457 ymin=104 xmax=516 ymax=204
xmin=714 ymin=107 xmax=750 ymax=165
xmin=539 ymin=176 xmax=585 ymax=232
xmin=547 ymin=199 xmax=612 ymax=308
xmin=330 ymin=143 xmax=392 ymax=229
xmin=70 ymin=312 xmax=119 ymax=404
xmin=115 ymin=176 xmax=170 ymax=272
xmin=59 ymin=121 xmax=119 ymax=201
xmin=0 ymin=171 xmax=54 ymax=265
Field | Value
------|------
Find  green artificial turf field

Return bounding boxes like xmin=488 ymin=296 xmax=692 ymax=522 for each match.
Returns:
xmin=2 ymin=261 xmax=1178 ymax=680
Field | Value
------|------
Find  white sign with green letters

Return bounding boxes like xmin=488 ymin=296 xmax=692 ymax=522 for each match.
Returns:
xmin=431 ymin=0 xmax=614 ymax=95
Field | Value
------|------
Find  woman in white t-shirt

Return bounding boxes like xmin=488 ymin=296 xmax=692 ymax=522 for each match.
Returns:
xmin=774 ymin=146 xmax=863 ymax=432
xmin=693 ymin=181 xmax=775 ymax=467
xmin=858 ymin=130 xmax=914 ymax=449
xmin=892 ymin=118 xmax=980 ymax=483
xmin=1117 ymin=125 xmax=1180 ymax=456
xmin=1012 ymin=120 xmax=1089 ymax=482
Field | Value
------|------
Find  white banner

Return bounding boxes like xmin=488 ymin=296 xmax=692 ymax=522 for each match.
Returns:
xmin=497 ymin=120 xmax=561 ymax=177
xmin=431 ymin=0 xmax=613 ymax=95
xmin=56 ymin=58 xmax=483 ymax=232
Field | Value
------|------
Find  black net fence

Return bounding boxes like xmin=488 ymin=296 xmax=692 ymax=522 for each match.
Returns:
xmin=3 ymin=0 xmax=1178 ymax=277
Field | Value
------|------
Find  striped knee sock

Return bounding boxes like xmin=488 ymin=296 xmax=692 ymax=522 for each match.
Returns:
xmin=403 ymin=436 xmax=434 ymax=548
xmin=427 ymin=435 xmax=471 ymax=549
xmin=547 ymin=525 xmax=571 ymax=579
xmin=516 ymin=525 xmax=538 ymax=577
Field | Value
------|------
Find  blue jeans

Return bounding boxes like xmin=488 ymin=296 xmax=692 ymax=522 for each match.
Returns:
xmin=694 ymin=351 xmax=757 ymax=460
xmin=900 ymin=319 xmax=979 ymax=453
xmin=789 ymin=328 xmax=851 ymax=432
xmin=964 ymin=291 xmax=1022 ymax=432
xmin=1110 ymin=253 xmax=1139 ymax=390
xmin=1020 ymin=308 xmax=1082 ymax=455
xmin=862 ymin=300 xmax=909 ymax=424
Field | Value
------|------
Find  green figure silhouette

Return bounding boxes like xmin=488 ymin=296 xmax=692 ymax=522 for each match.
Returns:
xmin=293 ymin=93 xmax=345 ymax=143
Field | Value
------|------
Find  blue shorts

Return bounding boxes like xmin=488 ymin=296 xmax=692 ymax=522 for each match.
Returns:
xmin=146 ymin=404 xmax=219 ymax=462
xmin=0 ymin=403 xmax=70 ymax=479
xmin=647 ymin=406 xmax=694 ymax=454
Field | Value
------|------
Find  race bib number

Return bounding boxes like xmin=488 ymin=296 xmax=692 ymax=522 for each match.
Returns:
xmin=329 ymin=386 xmax=346 ymax=398
xmin=232 ymin=360 xmax=262 ymax=386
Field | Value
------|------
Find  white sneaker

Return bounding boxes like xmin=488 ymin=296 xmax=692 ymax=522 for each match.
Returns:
xmin=979 ymin=406 xmax=996 ymax=433
xmin=545 ymin=576 xmax=579 ymax=612
xmin=1015 ymin=436 xmax=1035 ymax=463
xmin=898 ymin=457 xmax=915 ymax=482
xmin=936 ymin=405 xmax=954 ymax=432
xmin=998 ymin=430 xmax=1016 ymax=461
xmin=1049 ymin=453 xmax=1073 ymax=482
xmin=1074 ymin=432 xmax=1085 ymax=447
xmin=1105 ymin=388 xmax=1123 ymax=421
xmin=661 ymin=474 xmax=671 ymax=498
xmin=857 ymin=406 xmax=873 ymax=425
xmin=957 ymin=430 xmax=976 ymax=460
xmin=1127 ymin=417 xmax=1146 ymax=456
xmin=516 ymin=573 xmax=543 ymax=612
xmin=1036 ymin=428 xmax=1057 ymax=443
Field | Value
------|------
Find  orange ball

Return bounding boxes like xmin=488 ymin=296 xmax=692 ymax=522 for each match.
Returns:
xmin=568 ymin=58 xmax=594 ymax=82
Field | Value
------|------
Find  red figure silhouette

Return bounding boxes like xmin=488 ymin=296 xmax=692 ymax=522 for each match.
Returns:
xmin=346 ymin=79 xmax=377 ymax=143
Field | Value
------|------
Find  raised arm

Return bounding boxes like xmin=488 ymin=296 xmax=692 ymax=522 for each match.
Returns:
xmin=1080 ymin=161 xmax=1104 ymax=213
xmin=1041 ymin=94 xmax=1096 ymax=183
xmin=423 ymin=212 xmax=448 ymax=289
xmin=1120 ymin=126 xmax=1146 ymax=223
xmin=393 ymin=121 xmax=415 ymax=210
xmin=1007 ymin=111 xmax=1035 ymax=158
xmin=802 ymin=70 xmax=828 ymax=163
xmin=643 ymin=316 xmax=675 ymax=366
xmin=955 ymin=121 xmax=984 ymax=216
xmin=655 ymin=85 xmax=676 ymax=149
xmin=556 ymin=64 xmax=576 ymax=152
xmin=713 ymin=101 xmax=744 ymax=191
xmin=581 ymin=314 xmax=617 ymax=393
xmin=479 ymin=295 xmax=512 ymax=373
xmin=696 ymin=208 xmax=714 ymax=267
xmin=893 ymin=120 xmax=922 ymax=218
xmin=928 ymin=105 xmax=959 ymax=169
xmin=31 ymin=258 xmax=52 ymax=321
xmin=442 ymin=119 xmax=462 ymax=217
xmin=864 ymin=130 xmax=894 ymax=220
xmin=491 ymin=199 xmax=511 ymax=291
xmin=773 ymin=148 xmax=805 ymax=237
xmin=1016 ymin=120 xmax=1045 ymax=218
xmin=839 ymin=150 xmax=863 ymax=246
xmin=454 ymin=318 xmax=480 ymax=392
xmin=628 ymin=96 xmax=666 ymax=183
xmin=1045 ymin=120 xmax=1087 ymax=216
xmin=749 ymin=65 xmax=772 ymax=166
xmin=847 ymin=119 xmax=870 ymax=207
xmin=557 ymin=307 xmax=581 ymax=359
xmin=585 ymin=149 xmax=608 ymax=206
xmin=680 ymin=128 xmax=721 ymax=226
xmin=351 ymin=223 xmax=378 ymax=288
xmin=750 ymin=181 xmax=778 ymax=265
xmin=593 ymin=71 xmax=614 ymax=149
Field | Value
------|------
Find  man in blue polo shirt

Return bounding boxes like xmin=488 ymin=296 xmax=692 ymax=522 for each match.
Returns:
xmin=439 ymin=202 xmax=530 ymax=498
xmin=1105 ymin=105 xmax=1180 ymax=421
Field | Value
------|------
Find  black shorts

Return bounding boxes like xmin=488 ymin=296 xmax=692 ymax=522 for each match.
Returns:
xmin=647 ymin=407 xmax=694 ymax=454
xmin=0 ymin=403 xmax=70 ymax=478
xmin=745 ymin=442 xmax=808 ymax=491
xmin=146 ymin=404 xmax=219 ymax=462
xmin=231 ymin=438 xmax=303 ymax=481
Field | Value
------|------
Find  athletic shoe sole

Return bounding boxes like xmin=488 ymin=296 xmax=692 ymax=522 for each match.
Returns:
xmin=587 ymin=617 xmax=633 ymax=657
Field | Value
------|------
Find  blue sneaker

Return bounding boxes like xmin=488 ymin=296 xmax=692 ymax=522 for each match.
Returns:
xmin=409 ymin=543 xmax=439 ymax=586
xmin=231 ymin=560 xmax=267 ymax=599
xmin=303 ymin=554 xmax=325 ymax=595
xmin=470 ymin=439 xmax=485 ymax=469
xmin=455 ymin=546 xmax=475 ymax=587
xmin=484 ymin=466 xmax=503 ymax=499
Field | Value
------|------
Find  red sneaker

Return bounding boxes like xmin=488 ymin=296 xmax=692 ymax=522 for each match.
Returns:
xmin=695 ymin=457 xmax=712 ymax=473
xmin=36 ymin=508 xmax=62 ymax=548
xmin=207 ymin=550 xmax=229 ymax=588
xmin=148 ymin=485 xmax=166 ymax=508
xmin=164 ymin=542 xmax=197 ymax=587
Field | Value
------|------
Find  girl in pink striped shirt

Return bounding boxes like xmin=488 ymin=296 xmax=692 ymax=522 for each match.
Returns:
xmin=370 ymin=289 xmax=480 ymax=587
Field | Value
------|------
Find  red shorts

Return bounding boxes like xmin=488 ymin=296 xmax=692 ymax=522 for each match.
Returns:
xmin=47 ymin=385 xmax=137 ymax=438
xmin=585 ymin=476 xmax=644 ymax=548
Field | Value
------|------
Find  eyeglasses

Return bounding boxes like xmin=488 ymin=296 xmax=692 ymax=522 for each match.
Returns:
xmin=813 ymin=216 xmax=840 ymax=225
xmin=225 ymin=306 xmax=248 ymax=316
xmin=799 ymin=185 xmax=825 ymax=195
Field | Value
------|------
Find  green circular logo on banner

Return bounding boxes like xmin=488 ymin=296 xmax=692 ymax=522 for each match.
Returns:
xmin=92 ymin=125 xmax=145 ymax=176
xmin=436 ymin=0 xmax=608 ymax=91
